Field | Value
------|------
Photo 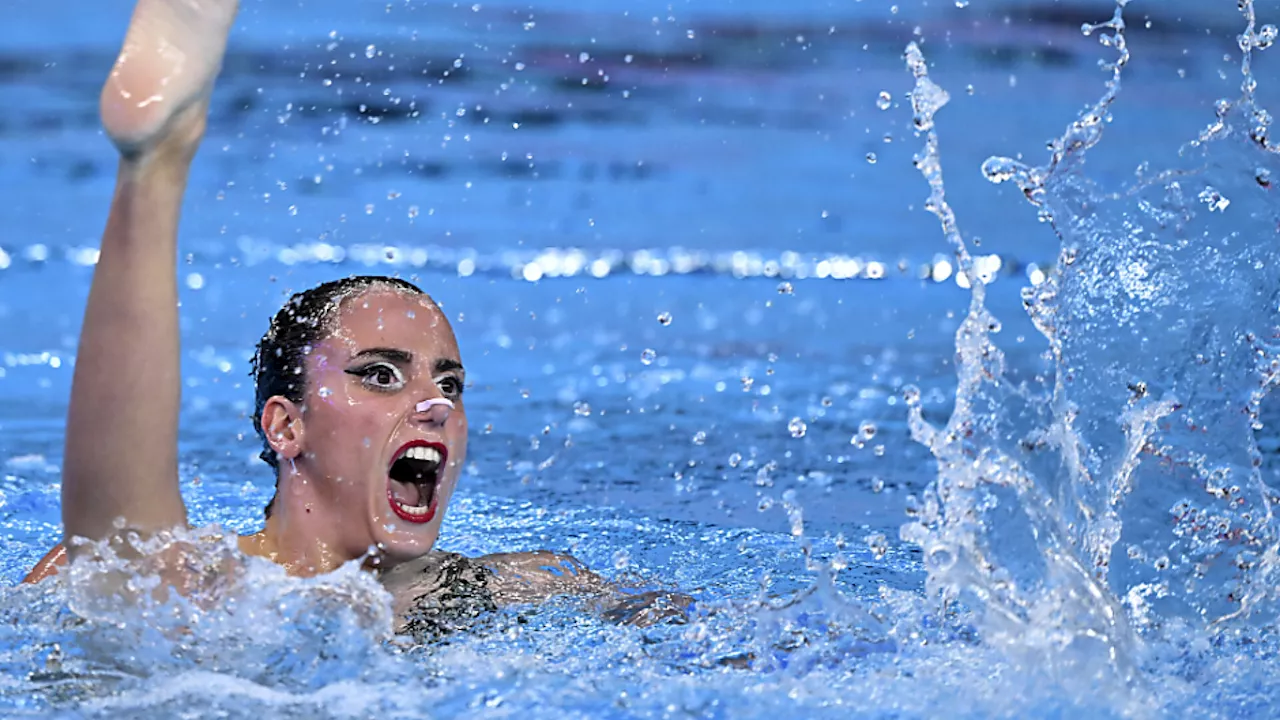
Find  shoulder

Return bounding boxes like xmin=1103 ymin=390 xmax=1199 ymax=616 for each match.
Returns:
xmin=383 ymin=552 xmax=498 ymax=640
xmin=475 ymin=550 xmax=609 ymax=603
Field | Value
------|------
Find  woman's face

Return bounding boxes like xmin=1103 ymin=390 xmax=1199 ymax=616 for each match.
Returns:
xmin=295 ymin=288 xmax=467 ymax=564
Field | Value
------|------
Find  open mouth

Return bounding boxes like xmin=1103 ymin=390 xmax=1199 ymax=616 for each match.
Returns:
xmin=387 ymin=441 xmax=445 ymax=524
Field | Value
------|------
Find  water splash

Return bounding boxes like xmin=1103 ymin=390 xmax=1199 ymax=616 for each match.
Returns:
xmin=0 ymin=528 xmax=406 ymax=715
xmin=901 ymin=0 xmax=1280 ymax=705
xmin=900 ymin=26 xmax=1145 ymax=698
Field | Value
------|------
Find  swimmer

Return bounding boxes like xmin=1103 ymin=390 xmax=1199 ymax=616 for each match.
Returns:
xmin=23 ymin=0 xmax=689 ymax=630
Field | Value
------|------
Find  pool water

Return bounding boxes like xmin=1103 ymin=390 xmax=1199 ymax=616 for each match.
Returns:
xmin=2 ymin=0 xmax=1280 ymax=716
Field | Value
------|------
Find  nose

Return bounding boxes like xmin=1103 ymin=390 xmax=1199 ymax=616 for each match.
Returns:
xmin=414 ymin=397 xmax=454 ymax=424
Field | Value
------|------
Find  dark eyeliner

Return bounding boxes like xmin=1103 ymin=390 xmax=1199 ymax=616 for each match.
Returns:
xmin=346 ymin=362 xmax=403 ymax=390
xmin=437 ymin=375 xmax=464 ymax=398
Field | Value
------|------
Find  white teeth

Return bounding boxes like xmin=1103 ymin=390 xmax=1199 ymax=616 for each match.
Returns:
xmin=393 ymin=499 xmax=432 ymax=516
xmin=400 ymin=446 xmax=442 ymax=464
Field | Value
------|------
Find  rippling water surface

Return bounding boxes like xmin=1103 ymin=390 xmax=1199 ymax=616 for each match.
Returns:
xmin=2 ymin=0 xmax=1280 ymax=716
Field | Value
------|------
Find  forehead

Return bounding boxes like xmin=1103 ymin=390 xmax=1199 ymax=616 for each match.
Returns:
xmin=321 ymin=288 xmax=459 ymax=359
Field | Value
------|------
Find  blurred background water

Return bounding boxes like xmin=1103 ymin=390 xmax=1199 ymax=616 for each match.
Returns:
xmin=1 ymin=0 xmax=1279 ymax=716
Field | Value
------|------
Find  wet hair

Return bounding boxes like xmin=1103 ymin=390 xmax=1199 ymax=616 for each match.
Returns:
xmin=251 ymin=275 xmax=426 ymax=518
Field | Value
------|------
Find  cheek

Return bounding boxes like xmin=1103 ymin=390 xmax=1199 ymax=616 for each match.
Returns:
xmin=309 ymin=394 xmax=386 ymax=451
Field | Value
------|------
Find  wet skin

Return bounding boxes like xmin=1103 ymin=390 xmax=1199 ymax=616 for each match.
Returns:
xmin=26 ymin=0 xmax=692 ymax=628
xmin=240 ymin=289 xmax=469 ymax=574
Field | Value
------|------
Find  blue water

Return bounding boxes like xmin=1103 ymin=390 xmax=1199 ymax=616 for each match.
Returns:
xmin=2 ymin=0 xmax=1280 ymax=716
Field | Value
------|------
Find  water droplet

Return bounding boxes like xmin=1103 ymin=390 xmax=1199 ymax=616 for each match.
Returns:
xmin=866 ymin=532 xmax=888 ymax=560
xmin=365 ymin=44 xmax=377 ymax=59
xmin=640 ymin=348 xmax=657 ymax=365
xmin=657 ymin=311 xmax=673 ymax=326
xmin=859 ymin=420 xmax=878 ymax=440
xmin=1257 ymin=24 xmax=1278 ymax=49
xmin=903 ymin=385 xmax=921 ymax=406
xmin=876 ymin=91 xmax=892 ymax=110
xmin=788 ymin=417 xmax=807 ymax=438
xmin=865 ymin=152 xmax=877 ymax=164
xmin=1198 ymin=186 xmax=1231 ymax=212
xmin=520 ymin=388 xmax=531 ymax=398
xmin=318 ymin=386 xmax=333 ymax=399
xmin=927 ymin=545 xmax=955 ymax=571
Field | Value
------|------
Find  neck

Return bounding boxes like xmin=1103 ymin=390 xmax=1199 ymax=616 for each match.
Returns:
xmin=240 ymin=469 xmax=365 ymax=576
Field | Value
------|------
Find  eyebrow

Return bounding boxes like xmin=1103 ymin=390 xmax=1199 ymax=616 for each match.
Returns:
xmin=434 ymin=358 xmax=465 ymax=375
xmin=351 ymin=347 xmax=414 ymax=365
xmin=350 ymin=348 xmax=464 ymax=375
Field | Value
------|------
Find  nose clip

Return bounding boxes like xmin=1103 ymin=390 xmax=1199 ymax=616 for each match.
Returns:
xmin=416 ymin=398 xmax=454 ymax=416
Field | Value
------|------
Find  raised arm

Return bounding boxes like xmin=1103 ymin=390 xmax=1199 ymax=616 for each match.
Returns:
xmin=61 ymin=0 xmax=239 ymax=545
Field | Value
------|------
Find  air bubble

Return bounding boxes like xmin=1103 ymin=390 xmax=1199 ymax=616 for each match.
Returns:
xmin=640 ymin=348 xmax=657 ymax=365
xmin=865 ymin=152 xmax=877 ymax=164
xmin=777 ymin=282 xmax=794 ymax=295
xmin=728 ymin=452 xmax=742 ymax=468
xmin=692 ymin=431 xmax=707 ymax=445
xmin=876 ymin=91 xmax=892 ymax=110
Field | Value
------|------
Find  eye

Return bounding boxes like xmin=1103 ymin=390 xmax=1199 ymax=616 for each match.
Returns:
xmin=436 ymin=375 xmax=464 ymax=399
xmin=352 ymin=362 xmax=405 ymax=391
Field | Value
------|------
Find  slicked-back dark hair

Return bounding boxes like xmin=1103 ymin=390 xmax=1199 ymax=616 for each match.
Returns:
xmin=251 ymin=275 xmax=425 ymax=518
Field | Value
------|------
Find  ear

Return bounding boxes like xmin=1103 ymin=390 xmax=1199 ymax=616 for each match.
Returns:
xmin=260 ymin=396 xmax=305 ymax=465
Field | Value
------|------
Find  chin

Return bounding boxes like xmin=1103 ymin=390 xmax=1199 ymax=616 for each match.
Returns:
xmin=372 ymin=521 xmax=441 ymax=564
